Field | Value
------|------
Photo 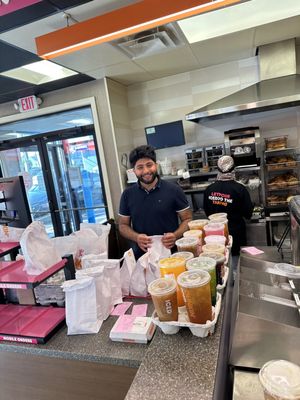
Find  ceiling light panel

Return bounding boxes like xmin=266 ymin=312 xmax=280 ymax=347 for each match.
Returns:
xmin=0 ymin=60 xmax=78 ymax=84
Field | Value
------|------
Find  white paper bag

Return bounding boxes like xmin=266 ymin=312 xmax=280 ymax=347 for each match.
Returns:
xmin=62 ymin=276 xmax=102 ymax=335
xmin=129 ymin=253 xmax=149 ymax=297
xmin=120 ymin=249 xmax=136 ymax=296
xmin=148 ymin=235 xmax=171 ymax=266
xmin=96 ymin=259 xmax=122 ymax=305
xmin=76 ymin=266 xmax=112 ymax=321
xmin=0 ymin=225 xmax=25 ymax=242
xmin=81 ymin=253 xmax=108 ymax=269
xmin=20 ymin=221 xmax=61 ymax=275
xmin=80 ymin=223 xmax=111 ymax=254
xmin=51 ymin=235 xmax=80 ymax=268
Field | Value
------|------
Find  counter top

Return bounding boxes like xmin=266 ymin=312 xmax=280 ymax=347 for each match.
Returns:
xmin=125 ymin=307 xmax=224 ymax=400
xmin=0 ymin=297 xmax=226 ymax=400
xmin=0 ymin=299 xmax=154 ymax=368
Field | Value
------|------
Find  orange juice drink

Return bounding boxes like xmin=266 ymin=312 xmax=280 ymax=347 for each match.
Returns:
xmin=177 ymin=270 xmax=212 ymax=324
xmin=148 ymin=277 xmax=178 ymax=321
xmin=159 ymin=257 xmax=186 ymax=307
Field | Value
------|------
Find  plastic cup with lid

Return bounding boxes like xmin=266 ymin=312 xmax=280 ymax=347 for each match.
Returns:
xmin=208 ymin=213 xmax=228 ymax=221
xmin=258 ymin=359 xmax=300 ymax=400
xmin=204 ymin=235 xmax=226 ymax=246
xmin=203 ymin=222 xmax=225 ymax=237
xmin=188 ymin=219 xmax=209 ymax=231
xmin=177 ymin=269 xmax=212 ymax=324
xmin=175 ymin=237 xmax=200 ymax=257
xmin=202 ymin=243 xmax=225 ymax=255
xmin=183 ymin=229 xmax=203 ymax=243
xmin=148 ymin=277 xmax=178 ymax=321
xmin=158 ymin=257 xmax=186 ymax=307
xmin=186 ymin=257 xmax=217 ymax=306
xmin=200 ymin=252 xmax=226 ymax=285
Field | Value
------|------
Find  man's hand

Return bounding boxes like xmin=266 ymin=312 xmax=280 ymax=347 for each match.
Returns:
xmin=137 ymin=234 xmax=152 ymax=252
xmin=162 ymin=232 xmax=177 ymax=249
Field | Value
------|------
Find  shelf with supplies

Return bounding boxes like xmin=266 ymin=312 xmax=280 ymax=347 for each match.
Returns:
xmin=185 ymin=144 xmax=225 ymax=175
xmin=264 ymin=142 xmax=300 ymax=209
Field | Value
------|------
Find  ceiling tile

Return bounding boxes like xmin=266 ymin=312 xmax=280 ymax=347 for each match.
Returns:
xmin=134 ymin=46 xmax=199 ymax=78
xmin=52 ymin=43 xmax=130 ymax=72
xmin=87 ymin=62 xmax=154 ymax=85
xmin=190 ymin=29 xmax=255 ymax=68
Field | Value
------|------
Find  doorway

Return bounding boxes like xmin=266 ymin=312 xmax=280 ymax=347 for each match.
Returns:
xmin=0 ymin=111 xmax=108 ymax=236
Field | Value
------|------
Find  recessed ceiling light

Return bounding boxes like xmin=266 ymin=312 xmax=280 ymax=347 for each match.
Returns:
xmin=0 ymin=60 xmax=78 ymax=84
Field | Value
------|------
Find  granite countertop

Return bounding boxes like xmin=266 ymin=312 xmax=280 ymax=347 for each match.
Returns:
xmin=125 ymin=307 xmax=224 ymax=400
xmin=0 ymin=299 xmax=154 ymax=368
xmin=0 ymin=298 xmax=225 ymax=400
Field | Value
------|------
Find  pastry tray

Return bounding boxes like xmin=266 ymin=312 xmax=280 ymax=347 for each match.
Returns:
xmin=152 ymin=293 xmax=222 ymax=337
xmin=267 ymin=161 xmax=297 ymax=171
xmin=267 ymin=181 xmax=299 ymax=190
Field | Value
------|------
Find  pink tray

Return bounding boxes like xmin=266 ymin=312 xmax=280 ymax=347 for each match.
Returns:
xmin=0 ymin=242 xmax=20 ymax=257
xmin=0 ymin=259 xmax=67 ymax=289
xmin=0 ymin=304 xmax=65 ymax=343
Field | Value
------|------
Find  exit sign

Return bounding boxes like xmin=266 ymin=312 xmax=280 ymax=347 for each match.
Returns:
xmin=17 ymin=95 xmax=39 ymax=113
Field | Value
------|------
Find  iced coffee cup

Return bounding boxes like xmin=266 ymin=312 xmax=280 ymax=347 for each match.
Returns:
xmin=188 ymin=219 xmax=209 ymax=240
xmin=186 ymin=257 xmax=217 ymax=306
xmin=203 ymin=222 xmax=225 ymax=237
xmin=175 ymin=237 xmax=200 ymax=257
xmin=159 ymin=256 xmax=186 ymax=307
xmin=204 ymin=235 xmax=226 ymax=246
xmin=202 ymin=243 xmax=225 ymax=255
xmin=148 ymin=277 xmax=178 ymax=322
xmin=259 ymin=359 xmax=300 ymax=400
xmin=183 ymin=229 xmax=203 ymax=247
xmin=208 ymin=212 xmax=227 ymax=221
xmin=208 ymin=215 xmax=229 ymax=244
xmin=177 ymin=270 xmax=212 ymax=324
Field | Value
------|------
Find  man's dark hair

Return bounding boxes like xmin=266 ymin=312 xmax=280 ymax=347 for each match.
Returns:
xmin=129 ymin=145 xmax=156 ymax=167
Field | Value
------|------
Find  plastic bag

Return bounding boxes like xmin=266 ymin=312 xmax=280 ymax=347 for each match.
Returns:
xmin=0 ymin=225 xmax=25 ymax=242
xmin=76 ymin=266 xmax=113 ymax=321
xmin=148 ymin=235 xmax=171 ymax=266
xmin=120 ymin=248 xmax=136 ymax=296
xmin=62 ymin=277 xmax=102 ymax=335
xmin=20 ymin=221 xmax=61 ymax=275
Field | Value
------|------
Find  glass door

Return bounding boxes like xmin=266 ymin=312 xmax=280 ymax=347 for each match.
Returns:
xmin=45 ymin=133 xmax=107 ymax=235
xmin=0 ymin=131 xmax=108 ymax=236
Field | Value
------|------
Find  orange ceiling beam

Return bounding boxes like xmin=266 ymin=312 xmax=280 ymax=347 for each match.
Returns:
xmin=36 ymin=0 xmax=246 ymax=59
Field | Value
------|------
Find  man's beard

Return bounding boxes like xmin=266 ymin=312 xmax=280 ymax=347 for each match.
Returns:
xmin=138 ymin=172 xmax=158 ymax=185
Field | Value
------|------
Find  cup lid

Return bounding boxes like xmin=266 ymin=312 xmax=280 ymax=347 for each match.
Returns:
xmin=188 ymin=219 xmax=208 ymax=227
xmin=273 ymin=263 xmax=300 ymax=279
xmin=204 ymin=222 xmax=225 ymax=231
xmin=204 ymin=235 xmax=226 ymax=244
xmin=208 ymin=212 xmax=227 ymax=220
xmin=159 ymin=256 xmax=186 ymax=268
xmin=183 ymin=229 xmax=202 ymax=237
xmin=148 ymin=277 xmax=177 ymax=296
xmin=202 ymin=244 xmax=225 ymax=254
xmin=259 ymin=359 xmax=300 ymax=399
xmin=186 ymin=257 xmax=216 ymax=271
xmin=175 ymin=237 xmax=199 ymax=246
xmin=177 ymin=269 xmax=210 ymax=288
xmin=200 ymin=252 xmax=226 ymax=263
xmin=170 ymin=251 xmax=194 ymax=261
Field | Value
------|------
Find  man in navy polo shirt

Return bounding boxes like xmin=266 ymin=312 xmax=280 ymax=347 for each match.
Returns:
xmin=119 ymin=145 xmax=192 ymax=259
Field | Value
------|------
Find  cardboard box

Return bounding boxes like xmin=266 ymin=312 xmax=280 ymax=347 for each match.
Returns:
xmin=109 ymin=316 xmax=156 ymax=344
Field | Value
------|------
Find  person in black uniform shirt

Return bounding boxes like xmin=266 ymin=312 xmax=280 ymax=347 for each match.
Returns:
xmin=118 ymin=145 xmax=192 ymax=259
xmin=203 ymin=155 xmax=253 ymax=256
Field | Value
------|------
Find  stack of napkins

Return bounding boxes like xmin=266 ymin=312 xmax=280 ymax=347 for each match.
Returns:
xmin=110 ymin=315 xmax=155 ymax=344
